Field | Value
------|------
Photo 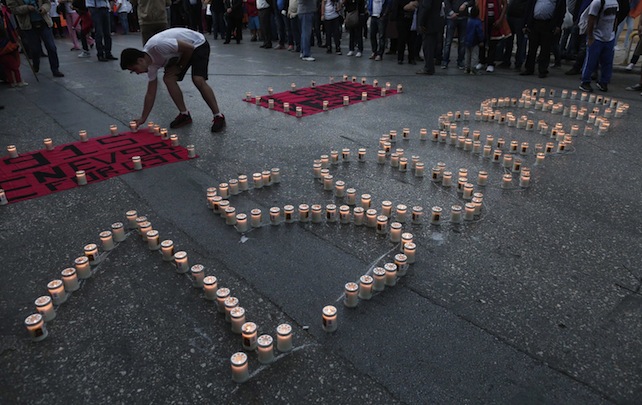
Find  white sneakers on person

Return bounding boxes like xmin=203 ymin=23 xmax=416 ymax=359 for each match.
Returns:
xmin=486 ymin=65 xmax=495 ymax=73
xmin=626 ymin=63 xmax=635 ymax=71
xmin=475 ymin=63 xmax=484 ymax=70
xmin=347 ymin=50 xmax=354 ymax=56
xmin=301 ymin=56 xmax=316 ymax=61
xmin=78 ymin=51 xmax=91 ymax=58
xmin=355 ymin=52 xmax=362 ymax=57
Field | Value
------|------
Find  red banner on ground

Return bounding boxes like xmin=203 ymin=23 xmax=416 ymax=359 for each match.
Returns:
xmin=0 ymin=130 xmax=194 ymax=205
xmin=243 ymin=81 xmax=399 ymax=117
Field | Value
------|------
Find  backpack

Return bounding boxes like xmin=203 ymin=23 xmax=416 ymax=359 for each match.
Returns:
xmin=578 ymin=0 xmax=605 ymax=34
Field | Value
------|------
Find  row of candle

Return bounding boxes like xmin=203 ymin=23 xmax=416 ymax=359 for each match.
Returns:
xmin=213 ymin=169 xmax=282 ymax=200
xmin=23 ymin=223 xmax=127 ymax=341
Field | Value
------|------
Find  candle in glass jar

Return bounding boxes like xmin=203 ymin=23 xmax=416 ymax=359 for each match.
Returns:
xmin=501 ymin=174 xmax=513 ymax=189
xmin=161 ymin=239 xmax=174 ymax=261
xmin=242 ymin=322 xmax=258 ymax=350
xmin=145 ymin=230 xmax=160 ymax=251
xmin=230 ymin=352 xmax=249 ymax=383
xmin=295 ymin=204 xmax=308 ymax=223
xmin=109 ymin=124 xmax=118 ymax=136
xmin=230 ymin=306 xmax=246 ymax=334
xmin=395 ymin=204 xmax=407 ymax=223
xmin=431 ymin=206 xmax=442 ymax=225
xmin=35 ymin=295 xmax=56 ymax=322
xmin=344 ymin=282 xmax=359 ymax=307
xmin=47 ymin=279 xmax=68 ymax=305
xmin=61 ymin=267 xmax=80 ymax=292
xmin=74 ymin=256 xmax=91 ymax=279
xmin=225 ymin=296 xmax=239 ymax=322
xmin=203 ymin=276 xmax=218 ymax=300
xmin=269 ymin=207 xmax=281 ymax=225
xmin=364 ymin=209 xmax=376 ymax=227
xmin=25 ymin=314 xmax=48 ymax=342
xmin=353 ymin=207 xmax=365 ymax=225
xmin=174 ymin=251 xmax=189 ymax=273
xmin=76 ymin=170 xmax=88 ymax=185
xmin=257 ymin=335 xmax=275 ymax=364
xmin=296 ymin=106 xmax=302 ymax=117
xmin=191 ymin=264 xmax=205 ymax=288
xmin=376 ymin=215 xmax=389 ymax=234
xmin=323 ymin=174 xmax=334 ymax=191
xmin=401 ymin=232 xmax=413 ymax=247
xmin=358 ymin=275 xmax=373 ymax=300
xmin=372 ymin=267 xmax=386 ymax=291
xmin=84 ymin=243 xmax=100 ymax=266
xmin=311 ymin=204 xmax=323 ymax=223
xmin=283 ymin=102 xmax=289 ymax=112
xmin=99 ymin=230 xmax=114 ymax=251
xmin=403 ymin=242 xmax=416 ymax=264
xmin=384 ymin=262 xmax=398 ymax=286
xmin=224 ymin=207 xmax=237 ymax=225
xmin=322 ymin=305 xmax=338 ymax=332
xmin=277 ymin=323 xmax=293 ymax=352
xmin=129 ymin=120 xmax=138 ymax=132
xmin=216 ymin=287 xmax=230 ymax=313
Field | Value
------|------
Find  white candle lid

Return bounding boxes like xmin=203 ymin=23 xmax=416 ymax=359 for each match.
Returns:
xmin=224 ymin=296 xmax=239 ymax=307
xmin=231 ymin=307 xmax=245 ymax=318
xmin=25 ymin=313 xmax=43 ymax=326
xmin=190 ymin=264 xmax=204 ymax=274
xmin=242 ymin=322 xmax=257 ymax=334
xmin=35 ymin=296 xmax=52 ymax=307
xmin=257 ymin=334 xmax=273 ymax=347
xmin=47 ymin=279 xmax=63 ymax=289
xmin=61 ymin=267 xmax=76 ymax=277
xmin=216 ymin=287 xmax=230 ymax=298
xmin=277 ymin=323 xmax=292 ymax=335
xmin=345 ymin=282 xmax=358 ymax=292
xmin=74 ymin=256 xmax=89 ymax=265
xmin=203 ymin=276 xmax=217 ymax=285
xmin=395 ymin=254 xmax=408 ymax=262
xmin=84 ymin=243 xmax=97 ymax=251
xmin=322 ymin=305 xmax=337 ymax=317
xmin=111 ymin=222 xmax=124 ymax=229
xmin=230 ymin=352 xmax=247 ymax=366
xmin=160 ymin=240 xmax=174 ymax=248
xmin=384 ymin=263 xmax=398 ymax=272
xmin=174 ymin=251 xmax=187 ymax=260
xmin=360 ymin=275 xmax=373 ymax=284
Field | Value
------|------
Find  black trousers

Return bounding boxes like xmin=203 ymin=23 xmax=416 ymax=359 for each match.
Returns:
xmin=258 ymin=8 xmax=272 ymax=47
xmin=524 ymin=19 xmax=555 ymax=74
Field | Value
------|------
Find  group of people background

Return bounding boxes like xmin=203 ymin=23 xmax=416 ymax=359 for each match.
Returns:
xmin=2 ymin=0 xmax=642 ymax=92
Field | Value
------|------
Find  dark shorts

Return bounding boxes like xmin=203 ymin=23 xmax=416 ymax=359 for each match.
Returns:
xmin=167 ymin=41 xmax=210 ymax=81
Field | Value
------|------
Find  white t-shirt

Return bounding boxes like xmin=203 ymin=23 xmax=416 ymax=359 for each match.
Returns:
xmin=143 ymin=28 xmax=207 ymax=81
xmin=117 ymin=0 xmax=133 ymax=13
xmin=589 ymin=0 xmax=618 ymax=42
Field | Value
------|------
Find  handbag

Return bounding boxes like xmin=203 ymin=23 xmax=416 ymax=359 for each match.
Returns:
xmin=344 ymin=10 xmax=359 ymax=29
xmin=0 ymin=40 xmax=18 ymax=55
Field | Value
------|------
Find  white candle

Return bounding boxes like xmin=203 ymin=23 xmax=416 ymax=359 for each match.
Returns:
xmin=501 ymin=174 xmax=513 ymax=189
xmin=334 ymin=180 xmax=346 ymax=198
xmin=376 ymin=215 xmax=389 ymax=234
xmin=174 ymin=251 xmax=189 ymax=273
xmin=395 ymin=204 xmax=407 ymax=223
xmin=384 ymin=262 xmax=398 ymax=286
xmin=277 ymin=323 xmax=293 ymax=352
xmin=365 ymin=209 xmax=377 ymax=228
xmin=242 ymin=322 xmax=258 ymax=350
xmin=401 ymin=232 xmax=413 ymax=247
xmin=323 ymin=174 xmax=334 ymax=191
xmin=129 ymin=120 xmax=138 ymax=132
xmin=47 ymin=279 xmax=68 ymax=305
xmin=257 ymin=335 xmax=275 ymax=364
xmin=224 ymin=207 xmax=237 ymax=225
xmin=346 ymin=188 xmax=356 ymax=205
xmin=76 ymin=170 xmax=87 ymax=186
xmin=35 ymin=295 xmax=56 ymax=322
xmin=200 ymin=276 xmax=218 ymax=301
xmin=520 ymin=173 xmax=531 ymax=188
xmin=25 ymin=313 xmax=48 ymax=342
xmin=358 ymin=275 xmax=373 ymax=300
xmin=216 ymin=287 xmax=230 ymax=313
xmin=232 ymin=213 xmax=248 ymax=232
xmin=126 ymin=210 xmax=138 ymax=229
xmin=110 ymin=124 xmax=118 ymax=136
xmin=344 ymin=282 xmax=359 ymax=308
xmin=270 ymin=207 xmax=282 ymax=225
xmin=431 ymin=206 xmax=442 ymax=225
xmin=74 ymin=256 xmax=91 ymax=279
xmin=284 ymin=205 xmax=295 ymax=223
xmin=253 ymin=173 xmax=263 ymax=188
xmin=190 ymin=264 xmax=205 ymax=287
xmin=322 ymin=305 xmax=338 ymax=332
xmin=225 ymin=296 xmax=239 ymax=322
xmin=262 ymin=170 xmax=272 ymax=186
xmin=160 ymin=128 xmax=168 ymax=139
xmin=250 ymin=208 xmax=262 ymax=227
xmin=84 ymin=243 xmax=100 ymax=266
xmin=160 ymin=240 xmax=174 ymax=261
xmin=339 ymin=205 xmax=351 ymax=224
xmin=296 ymin=106 xmax=302 ymax=117
xmin=100 ymin=230 xmax=114 ymax=251
xmin=297 ymin=205 xmax=309 ymax=223
xmin=230 ymin=307 xmax=246 ymax=334
xmin=283 ymin=102 xmax=289 ymax=113
xmin=411 ymin=206 xmax=423 ymax=224
xmin=394 ymin=253 xmax=409 ymax=276
xmin=145 ymin=229 xmax=161 ymax=251
xmin=311 ymin=205 xmax=323 ymax=223
xmin=230 ymin=352 xmax=249 ymax=383
xmin=60 ymin=267 xmax=80 ymax=292
xmin=325 ymin=204 xmax=337 ymax=222
xmin=353 ymin=207 xmax=365 ymax=226
xmin=372 ymin=267 xmax=386 ymax=291
xmin=403 ymin=242 xmax=416 ymax=264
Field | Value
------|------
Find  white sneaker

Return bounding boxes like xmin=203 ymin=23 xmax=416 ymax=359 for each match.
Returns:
xmin=614 ymin=45 xmax=621 ymax=51
xmin=17 ymin=81 xmax=28 ymax=87
xmin=486 ymin=65 xmax=495 ymax=73
xmin=78 ymin=51 xmax=91 ymax=58
xmin=347 ymin=50 xmax=354 ymax=56
xmin=475 ymin=63 xmax=484 ymax=70
xmin=626 ymin=63 xmax=635 ymax=71
xmin=301 ymin=56 xmax=316 ymax=61
xmin=355 ymin=51 xmax=362 ymax=58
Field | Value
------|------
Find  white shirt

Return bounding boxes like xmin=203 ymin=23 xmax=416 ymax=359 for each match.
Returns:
xmin=143 ymin=28 xmax=207 ymax=81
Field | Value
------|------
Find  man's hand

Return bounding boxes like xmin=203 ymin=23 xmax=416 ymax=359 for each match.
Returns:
xmin=458 ymin=2 xmax=467 ymax=11
xmin=134 ymin=118 xmax=146 ymax=128
xmin=587 ymin=35 xmax=595 ymax=47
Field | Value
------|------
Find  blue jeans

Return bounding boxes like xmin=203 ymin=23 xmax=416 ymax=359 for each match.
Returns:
xmin=370 ymin=16 xmax=387 ymax=56
xmin=89 ymin=7 xmax=112 ymax=56
xmin=118 ymin=12 xmax=129 ymax=34
xmin=504 ymin=16 xmax=526 ymax=67
xmin=300 ymin=12 xmax=314 ymax=57
xmin=24 ymin=24 xmax=60 ymax=73
xmin=581 ymin=38 xmax=615 ymax=84
xmin=442 ymin=17 xmax=467 ymax=66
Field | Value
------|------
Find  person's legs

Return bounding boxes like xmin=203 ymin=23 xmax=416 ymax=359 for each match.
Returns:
xmin=23 ymin=29 xmax=40 ymax=71
xmin=598 ymin=39 xmax=615 ymax=85
xmin=356 ymin=17 xmax=364 ymax=52
xmin=119 ymin=13 xmax=129 ymax=34
xmin=291 ymin=16 xmax=301 ymax=50
xmin=164 ymin=73 xmax=187 ymax=112
xmin=90 ymin=7 xmax=105 ymax=57
xmin=300 ymin=12 xmax=313 ymax=57
xmin=455 ymin=17 xmax=466 ymax=67
xmin=536 ymin=20 xmax=554 ymax=74
xmin=581 ymin=39 xmax=601 ymax=84
xmin=189 ymin=43 xmax=221 ymax=115
xmin=514 ymin=18 xmax=526 ymax=67
xmin=370 ymin=16 xmax=379 ymax=55
xmin=101 ymin=7 xmax=113 ymax=54
xmin=442 ymin=18 xmax=455 ymax=66
xmin=377 ymin=17 xmax=387 ymax=56
xmin=524 ymin=25 xmax=541 ymax=73
xmin=421 ymin=32 xmax=436 ymax=73
xmin=66 ymin=12 xmax=81 ymax=49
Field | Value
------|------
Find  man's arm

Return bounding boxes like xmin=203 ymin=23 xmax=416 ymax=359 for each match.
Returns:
xmin=586 ymin=13 xmax=597 ymax=45
xmin=135 ymin=79 xmax=159 ymax=126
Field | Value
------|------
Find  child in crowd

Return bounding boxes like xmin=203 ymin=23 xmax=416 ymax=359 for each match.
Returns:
xmin=0 ymin=2 xmax=27 ymax=87
xmin=464 ymin=5 xmax=483 ymax=74
xmin=72 ymin=0 xmax=94 ymax=58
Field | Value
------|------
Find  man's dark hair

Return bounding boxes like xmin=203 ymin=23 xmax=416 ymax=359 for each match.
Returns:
xmin=120 ymin=48 xmax=146 ymax=70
